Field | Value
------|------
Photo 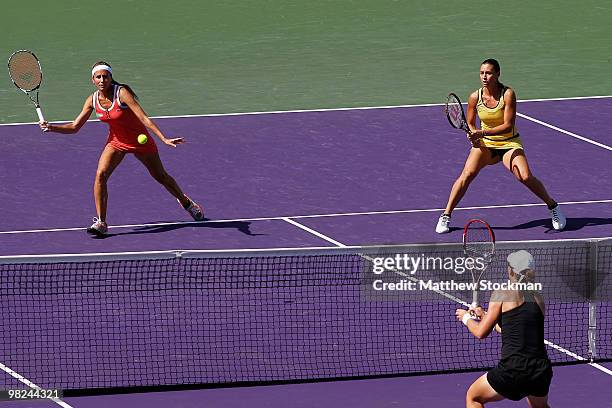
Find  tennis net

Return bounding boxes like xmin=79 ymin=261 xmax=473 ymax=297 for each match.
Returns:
xmin=0 ymin=238 xmax=610 ymax=394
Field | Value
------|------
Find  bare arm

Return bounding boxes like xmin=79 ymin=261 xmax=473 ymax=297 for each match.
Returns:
xmin=480 ymin=306 xmax=502 ymax=333
xmin=471 ymin=88 xmax=517 ymax=138
xmin=40 ymin=96 xmax=93 ymax=134
xmin=119 ymin=88 xmax=184 ymax=148
xmin=471 ymin=306 xmax=502 ymax=333
xmin=466 ymin=91 xmax=480 ymax=133
xmin=455 ymin=300 xmax=502 ymax=339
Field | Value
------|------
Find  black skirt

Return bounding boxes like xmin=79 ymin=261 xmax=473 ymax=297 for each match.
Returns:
xmin=487 ymin=356 xmax=553 ymax=401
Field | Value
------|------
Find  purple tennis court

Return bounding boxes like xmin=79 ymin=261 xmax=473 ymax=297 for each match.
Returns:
xmin=0 ymin=97 xmax=610 ymax=407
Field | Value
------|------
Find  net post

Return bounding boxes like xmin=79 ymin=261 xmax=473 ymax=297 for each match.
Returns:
xmin=587 ymin=239 xmax=598 ymax=361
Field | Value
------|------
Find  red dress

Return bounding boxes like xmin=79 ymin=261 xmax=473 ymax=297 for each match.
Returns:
xmin=93 ymin=85 xmax=158 ymax=154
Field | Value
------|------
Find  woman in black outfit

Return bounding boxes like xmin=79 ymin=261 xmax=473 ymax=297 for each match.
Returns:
xmin=455 ymin=250 xmax=553 ymax=408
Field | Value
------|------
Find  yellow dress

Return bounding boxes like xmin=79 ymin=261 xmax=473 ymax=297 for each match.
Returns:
xmin=477 ymin=87 xmax=523 ymax=149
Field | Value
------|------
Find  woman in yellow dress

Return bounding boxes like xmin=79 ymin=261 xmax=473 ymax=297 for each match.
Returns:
xmin=436 ymin=59 xmax=565 ymax=234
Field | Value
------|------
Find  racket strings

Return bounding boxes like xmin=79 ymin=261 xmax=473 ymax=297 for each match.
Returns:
xmin=447 ymin=103 xmax=463 ymax=127
xmin=445 ymin=95 xmax=465 ymax=128
xmin=8 ymin=52 xmax=42 ymax=91
xmin=464 ymin=226 xmax=494 ymax=257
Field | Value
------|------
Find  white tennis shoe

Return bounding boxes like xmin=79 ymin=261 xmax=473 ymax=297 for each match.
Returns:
xmin=435 ymin=214 xmax=451 ymax=234
xmin=87 ymin=217 xmax=108 ymax=236
xmin=549 ymin=205 xmax=566 ymax=231
xmin=180 ymin=196 xmax=205 ymax=221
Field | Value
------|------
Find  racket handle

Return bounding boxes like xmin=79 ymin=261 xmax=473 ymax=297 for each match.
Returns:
xmin=36 ymin=107 xmax=49 ymax=133
xmin=36 ymin=107 xmax=45 ymax=122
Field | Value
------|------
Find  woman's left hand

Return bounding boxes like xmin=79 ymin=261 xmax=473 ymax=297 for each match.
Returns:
xmin=162 ymin=137 xmax=185 ymax=147
xmin=455 ymin=308 xmax=468 ymax=322
xmin=469 ymin=130 xmax=485 ymax=139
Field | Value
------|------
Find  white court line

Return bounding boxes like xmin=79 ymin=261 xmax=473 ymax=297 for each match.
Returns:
xmin=0 ymin=362 xmax=73 ymax=407
xmin=1 ymin=198 xmax=611 ymax=235
xmin=517 ymin=112 xmax=612 ymax=151
xmin=517 ymin=95 xmax=612 ymax=103
xmin=590 ymin=363 xmax=612 ymax=375
xmin=542 ymin=341 xmax=612 ymax=375
xmin=282 ymin=218 xmax=611 ymax=376
xmin=290 ymin=199 xmax=612 ymax=220
xmin=543 ymin=341 xmax=612 ymax=376
xmin=1 ymin=94 xmax=612 ymax=127
xmin=282 ymin=217 xmax=347 ymax=247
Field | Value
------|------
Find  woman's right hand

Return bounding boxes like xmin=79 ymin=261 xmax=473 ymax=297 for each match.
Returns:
xmin=471 ymin=306 xmax=485 ymax=319
xmin=467 ymin=132 xmax=481 ymax=147
xmin=39 ymin=121 xmax=50 ymax=132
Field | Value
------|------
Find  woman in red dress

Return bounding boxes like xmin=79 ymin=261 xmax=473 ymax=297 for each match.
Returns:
xmin=40 ymin=61 xmax=204 ymax=236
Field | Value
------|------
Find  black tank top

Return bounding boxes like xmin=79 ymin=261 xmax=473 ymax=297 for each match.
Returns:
xmin=499 ymin=293 xmax=548 ymax=360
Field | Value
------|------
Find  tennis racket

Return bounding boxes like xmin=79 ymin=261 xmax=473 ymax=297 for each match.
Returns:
xmin=462 ymin=219 xmax=496 ymax=308
xmin=445 ymin=93 xmax=469 ymax=133
xmin=7 ymin=50 xmax=46 ymax=126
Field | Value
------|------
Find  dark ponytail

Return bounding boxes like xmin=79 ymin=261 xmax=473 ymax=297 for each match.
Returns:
xmin=91 ymin=60 xmax=138 ymax=99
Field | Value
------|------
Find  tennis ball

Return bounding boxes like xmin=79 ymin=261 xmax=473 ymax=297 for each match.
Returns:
xmin=137 ymin=134 xmax=148 ymax=144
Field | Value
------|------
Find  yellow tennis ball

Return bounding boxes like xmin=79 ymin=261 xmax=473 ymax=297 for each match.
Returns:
xmin=137 ymin=134 xmax=148 ymax=144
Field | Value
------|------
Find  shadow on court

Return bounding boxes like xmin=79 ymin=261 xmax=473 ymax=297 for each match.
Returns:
xmin=492 ymin=217 xmax=612 ymax=233
xmin=93 ymin=219 xmax=265 ymax=239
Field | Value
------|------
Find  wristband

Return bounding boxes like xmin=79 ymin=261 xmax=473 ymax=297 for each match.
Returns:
xmin=462 ymin=312 xmax=475 ymax=326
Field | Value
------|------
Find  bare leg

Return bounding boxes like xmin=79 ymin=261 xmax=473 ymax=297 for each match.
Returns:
xmin=443 ymin=147 xmax=497 ymax=215
xmin=502 ymin=149 xmax=556 ymax=207
xmin=134 ymin=152 xmax=190 ymax=207
xmin=466 ymin=374 xmax=505 ymax=408
xmin=93 ymin=145 xmax=126 ymax=222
